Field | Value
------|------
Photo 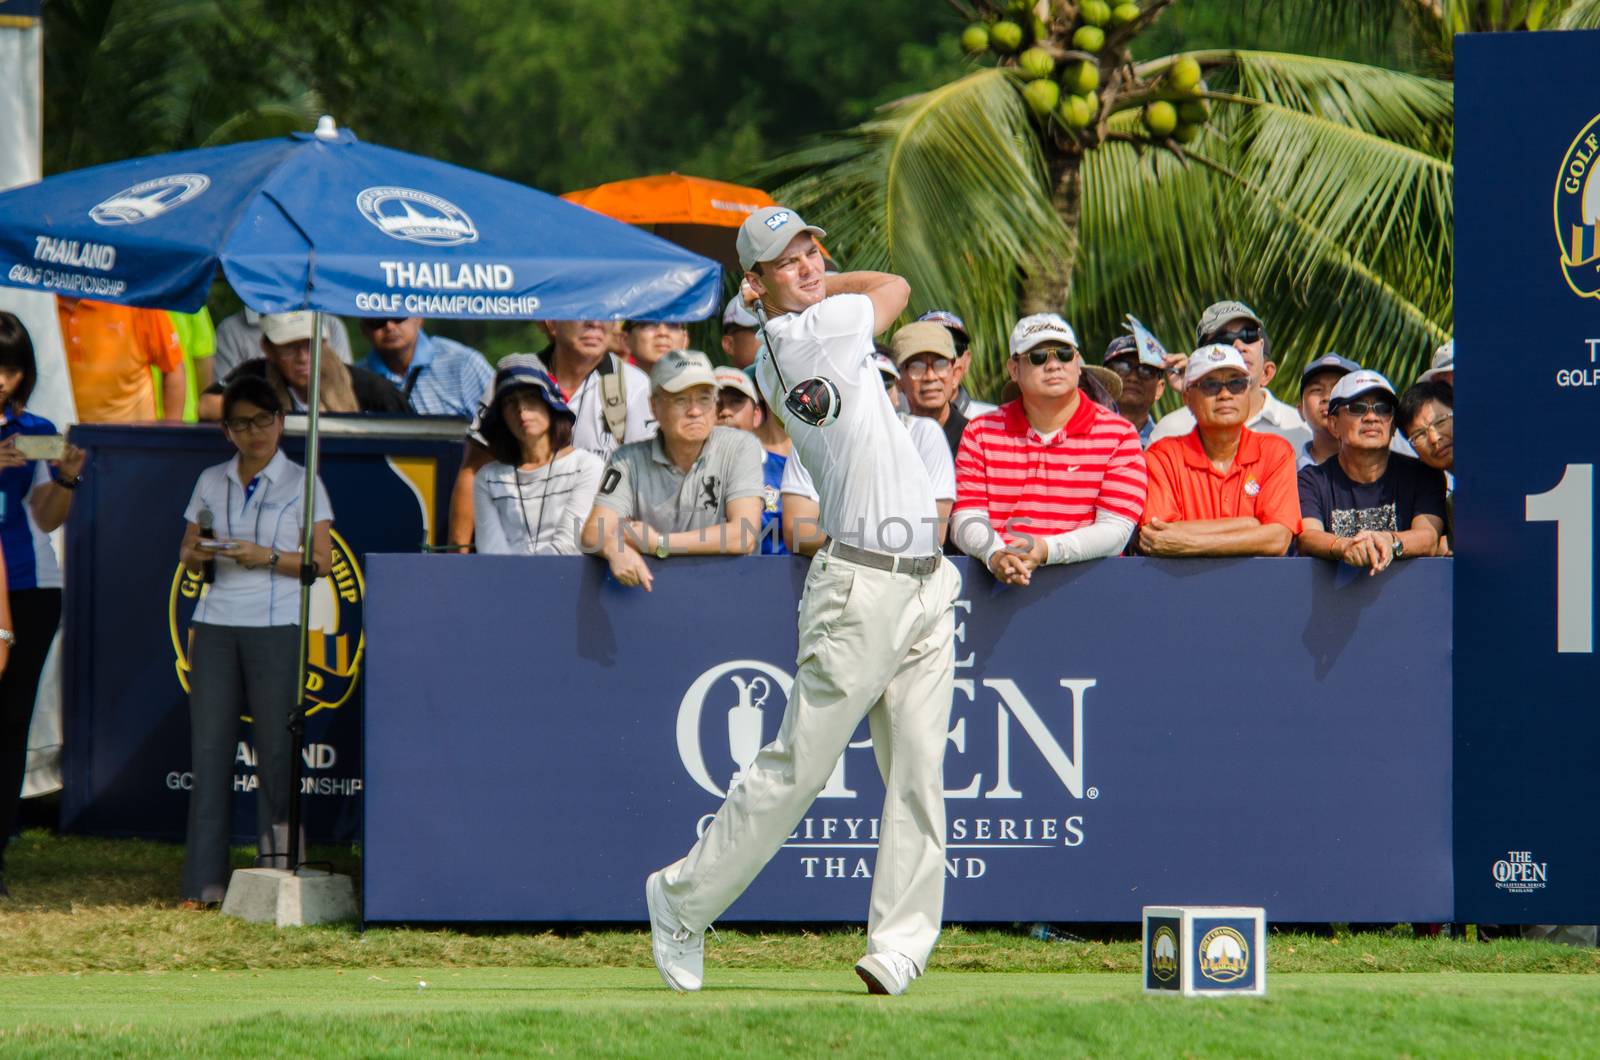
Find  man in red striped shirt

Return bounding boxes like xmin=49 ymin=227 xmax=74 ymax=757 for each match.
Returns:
xmin=951 ymin=313 xmax=1147 ymax=586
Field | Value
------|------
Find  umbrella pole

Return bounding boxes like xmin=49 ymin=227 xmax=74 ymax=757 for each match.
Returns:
xmin=286 ymin=312 xmax=327 ymax=876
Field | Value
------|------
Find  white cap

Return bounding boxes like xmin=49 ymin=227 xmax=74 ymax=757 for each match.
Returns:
xmin=260 ymin=311 xmax=316 ymax=345
xmin=649 ymin=349 xmax=718 ymax=394
xmin=1009 ymin=313 xmax=1079 ymax=356
xmin=712 ymin=365 xmax=758 ymax=403
xmin=1327 ymin=368 xmax=1396 ymax=411
xmin=1418 ymin=339 xmax=1454 ymax=382
xmin=722 ymin=295 xmax=759 ymax=330
xmin=1185 ymin=343 xmax=1249 ymax=384
xmin=737 ymin=206 xmax=827 ymax=271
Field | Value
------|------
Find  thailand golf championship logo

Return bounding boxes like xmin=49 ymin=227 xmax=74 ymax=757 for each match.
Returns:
xmin=356 ymin=186 xmax=479 ymax=247
xmin=1554 ymin=113 xmax=1600 ymax=299
xmin=1149 ymin=925 xmax=1179 ymax=983
xmin=169 ymin=530 xmax=365 ymax=718
xmin=88 ymin=174 xmax=210 ymax=226
xmin=1197 ymin=926 xmax=1250 ymax=984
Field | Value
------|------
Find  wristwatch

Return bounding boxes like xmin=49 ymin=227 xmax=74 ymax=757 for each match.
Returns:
xmin=1390 ymin=534 xmax=1405 ymax=560
xmin=0 ymin=629 xmax=15 ymax=646
xmin=54 ymin=471 xmax=82 ymax=490
xmin=654 ymin=536 xmax=669 ymax=560
xmin=268 ymin=549 xmax=281 ymax=570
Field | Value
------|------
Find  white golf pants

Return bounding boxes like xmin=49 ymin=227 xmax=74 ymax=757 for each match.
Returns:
xmin=660 ymin=548 xmax=961 ymax=972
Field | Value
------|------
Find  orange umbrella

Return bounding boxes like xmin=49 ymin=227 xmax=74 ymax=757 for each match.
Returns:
xmin=563 ymin=173 xmax=773 ymax=274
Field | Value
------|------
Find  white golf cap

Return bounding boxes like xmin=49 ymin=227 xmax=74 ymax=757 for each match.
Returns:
xmin=1009 ymin=313 xmax=1079 ymax=356
xmin=722 ymin=295 xmax=759 ymax=330
xmin=1185 ymin=343 xmax=1249 ymax=384
xmin=650 ymin=348 xmax=718 ymax=394
xmin=713 ymin=365 xmax=759 ymax=403
xmin=260 ymin=311 xmax=317 ymax=345
xmin=1327 ymin=368 xmax=1397 ymax=411
xmin=736 ymin=206 xmax=827 ymax=271
xmin=1418 ymin=339 xmax=1454 ymax=382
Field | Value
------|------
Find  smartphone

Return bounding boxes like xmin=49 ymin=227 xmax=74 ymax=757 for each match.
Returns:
xmin=197 ymin=540 xmax=239 ymax=552
xmin=14 ymin=435 xmax=65 ymax=461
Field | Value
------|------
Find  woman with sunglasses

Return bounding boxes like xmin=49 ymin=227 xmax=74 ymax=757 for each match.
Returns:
xmin=472 ymin=356 xmax=602 ymax=555
xmin=174 ymin=376 xmax=332 ymax=908
xmin=0 ymin=312 xmax=86 ymax=898
xmin=1139 ymin=344 xmax=1303 ymax=558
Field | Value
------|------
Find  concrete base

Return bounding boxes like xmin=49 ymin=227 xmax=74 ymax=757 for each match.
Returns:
xmin=220 ymin=867 xmax=358 ymax=927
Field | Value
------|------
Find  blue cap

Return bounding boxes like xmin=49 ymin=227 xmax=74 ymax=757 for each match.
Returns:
xmin=492 ymin=354 xmax=573 ymax=418
xmin=1300 ymin=352 xmax=1361 ymax=384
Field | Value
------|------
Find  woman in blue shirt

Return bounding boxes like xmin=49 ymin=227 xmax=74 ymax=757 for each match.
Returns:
xmin=0 ymin=311 xmax=85 ymax=898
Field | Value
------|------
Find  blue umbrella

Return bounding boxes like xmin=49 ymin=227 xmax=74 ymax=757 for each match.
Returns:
xmin=0 ymin=117 xmax=722 ymax=885
xmin=0 ymin=117 xmax=721 ymax=321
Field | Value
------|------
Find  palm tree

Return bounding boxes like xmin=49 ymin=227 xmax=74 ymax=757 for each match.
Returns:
xmin=764 ymin=0 xmax=1600 ymax=399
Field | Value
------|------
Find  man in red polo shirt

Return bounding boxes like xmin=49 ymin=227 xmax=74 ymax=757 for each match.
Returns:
xmin=1139 ymin=344 xmax=1301 ymax=556
xmin=951 ymin=313 xmax=1146 ymax=586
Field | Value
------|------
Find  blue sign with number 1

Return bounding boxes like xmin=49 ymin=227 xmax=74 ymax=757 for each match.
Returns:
xmin=1455 ymin=30 xmax=1600 ymax=923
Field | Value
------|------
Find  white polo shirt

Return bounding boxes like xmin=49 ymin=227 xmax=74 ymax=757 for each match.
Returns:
xmin=183 ymin=450 xmax=334 ymax=628
xmin=755 ymin=294 xmax=939 ymax=556
xmin=780 ymin=413 xmax=955 ymax=504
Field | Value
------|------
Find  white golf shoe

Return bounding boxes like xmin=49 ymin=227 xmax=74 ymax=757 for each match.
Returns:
xmin=645 ymin=870 xmax=704 ymax=992
xmin=855 ymin=951 xmax=919 ymax=996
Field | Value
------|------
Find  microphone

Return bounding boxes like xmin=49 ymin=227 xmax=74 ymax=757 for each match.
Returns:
xmin=197 ymin=507 xmax=217 ymax=585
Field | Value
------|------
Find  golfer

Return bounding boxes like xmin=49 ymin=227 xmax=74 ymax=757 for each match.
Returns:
xmin=646 ymin=207 xmax=960 ymax=997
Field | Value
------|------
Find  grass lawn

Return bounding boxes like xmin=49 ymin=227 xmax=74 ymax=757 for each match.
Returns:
xmin=3 ymin=832 xmax=1599 ymax=1056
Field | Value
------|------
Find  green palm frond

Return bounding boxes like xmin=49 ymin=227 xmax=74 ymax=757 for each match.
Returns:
xmin=762 ymin=44 xmax=1453 ymax=403
xmin=763 ymin=69 xmax=1071 ymax=397
xmin=1551 ymin=0 xmax=1600 ymax=26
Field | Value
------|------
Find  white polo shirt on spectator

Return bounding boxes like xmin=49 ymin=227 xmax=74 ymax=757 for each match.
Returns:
xmin=183 ymin=450 xmax=333 ymax=627
xmin=468 ymin=352 xmax=654 ymax=462
xmin=781 ymin=413 xmax=955 ymax=504
xmin=593 ymin=425 xmax=765 ymax=534
xmin=755 ymin=294 xmax=939 ymax=556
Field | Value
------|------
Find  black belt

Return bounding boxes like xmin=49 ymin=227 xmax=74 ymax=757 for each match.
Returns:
xmin=827 ymin=541 xmax=941 ymax=577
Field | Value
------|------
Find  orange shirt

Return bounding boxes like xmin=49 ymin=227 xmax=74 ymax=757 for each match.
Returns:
xmin=57 ymin=299 xmax=183 ymax=423
xmin=1142 ymin=426 xmax=1302 ymax=534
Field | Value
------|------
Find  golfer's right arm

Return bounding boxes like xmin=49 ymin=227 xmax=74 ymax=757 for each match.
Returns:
xmin=825 ymin=272 xmax=909 ymax=335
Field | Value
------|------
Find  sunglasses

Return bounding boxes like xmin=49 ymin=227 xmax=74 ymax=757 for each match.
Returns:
xmin=1014 ymin=346 xmax=1078 ymax=366
xmin=1191 ymin=376 xmax=1250 ymax=396
xmin=1108 ymin=359 xmax=1163 ymax=380
xmin=1204 ymin=325 xmax=1262 ymax=346
xmin=1339 ymin=400 xmax=1395 ymax=418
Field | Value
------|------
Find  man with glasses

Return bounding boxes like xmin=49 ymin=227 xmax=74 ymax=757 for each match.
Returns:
xmin=1139 ymin=345 xmax=1301 ymax=557
xmin=625 ymin=319 xmax=692 ymax=373
xmin=582 ymin=350 xmax=765 ymax=589
xmin=1297 ymin=369 xmax=1446 ymax=574
xmin=1149 ymin=300 xmax=1310 ymax=450
xmin=715 ymin=365 xmax=788 ymax=555
xmin=952 ymin=313 xmax=1146 ymax=584
xmin=891 ymin=321 xmax=967 ymax=457
xmin=358 ymin=315 xmax=493 ymax=418
xmin=1397 ymin=379 xmax=1454 ymax=553
xmin=1102 ymin=334 xmax=1166 ymax=447
xmin=916 ymin=309 xmax=996 ymax=417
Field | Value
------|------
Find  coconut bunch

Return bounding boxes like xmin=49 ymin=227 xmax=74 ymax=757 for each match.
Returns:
xmin=959 ymin=0 xmax=1216 ymax=155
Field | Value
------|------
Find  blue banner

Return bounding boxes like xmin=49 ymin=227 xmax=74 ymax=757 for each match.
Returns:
xmin=363 ymin=555 xmax=1453 ymax=923
xmin=62 ymin=422 xmax=461 ymax=844
xmin=1455 ymin=30 xmax=1600 ymax=923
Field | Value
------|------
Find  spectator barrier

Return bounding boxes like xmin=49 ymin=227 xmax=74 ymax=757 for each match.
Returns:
xmin=61 ymin=419 xmax=463 ymax=843
xmin=363 ymin=554 xmax=1452 ymax=923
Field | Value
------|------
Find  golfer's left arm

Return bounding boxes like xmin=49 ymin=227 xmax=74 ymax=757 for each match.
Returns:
xmin=825 ymin=272 xmax=909 ymax=335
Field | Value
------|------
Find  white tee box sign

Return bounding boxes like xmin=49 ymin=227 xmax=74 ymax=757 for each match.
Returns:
xmin=1142 ymin=906 xmax=1267 ymax=997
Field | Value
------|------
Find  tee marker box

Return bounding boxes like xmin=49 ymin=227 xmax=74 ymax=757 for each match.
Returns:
xmin=1142 ymin=906 xmax=1266 ymax=997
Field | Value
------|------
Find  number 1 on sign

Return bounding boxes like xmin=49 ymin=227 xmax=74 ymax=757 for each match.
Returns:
xmin=1526 ymin=463 xmax=1594 ymax=653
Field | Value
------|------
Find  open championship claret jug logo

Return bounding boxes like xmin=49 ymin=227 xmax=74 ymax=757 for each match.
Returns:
xmin=1555 ymin=113 xmax=1600 ymax=299
xmin=169 ymin=530 xmax=366 ymax=718
xmin=88 ymin=174 xmax=211 ymax=226
xmin=356 ymin=186 xmax=480 ymax=247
